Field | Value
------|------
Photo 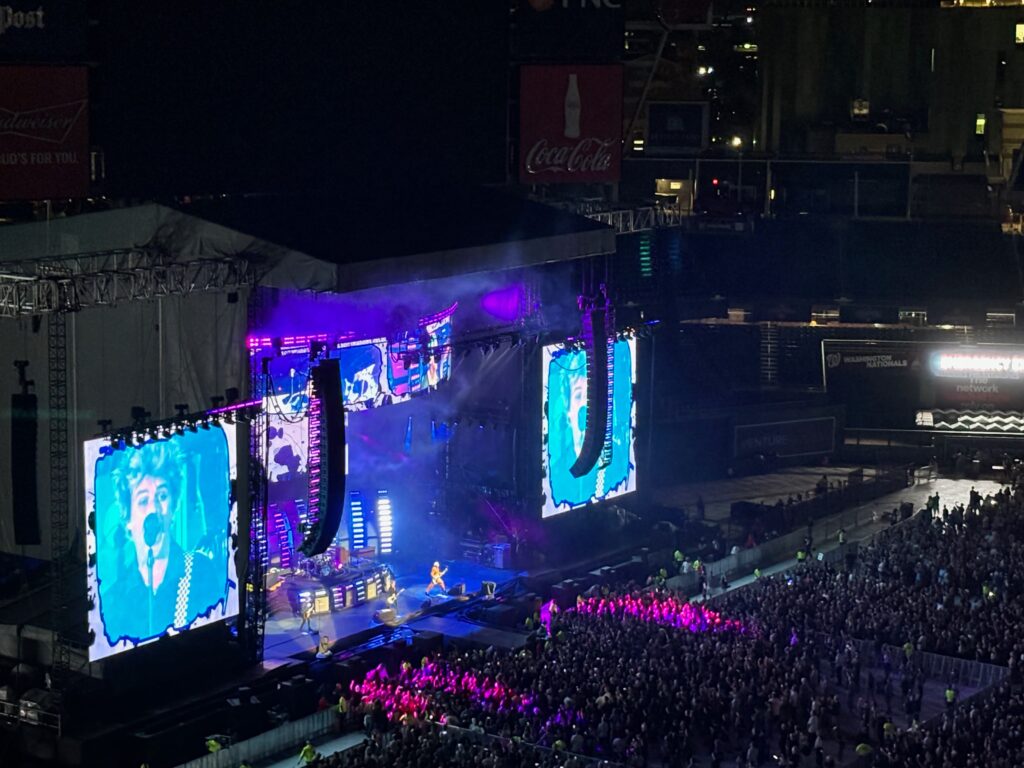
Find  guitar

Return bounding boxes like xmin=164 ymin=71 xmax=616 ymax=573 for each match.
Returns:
xmin=386 ymin=588 xmax=406 ymax=607
xmin=431 ymin=567 xmax=448 ymax=585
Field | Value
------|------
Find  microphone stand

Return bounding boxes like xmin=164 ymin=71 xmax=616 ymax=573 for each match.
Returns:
xmin=147 ymin=546 xmax=155 ymax=634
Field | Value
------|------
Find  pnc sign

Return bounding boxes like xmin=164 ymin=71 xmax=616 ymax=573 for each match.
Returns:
xmin=527 ymin=0 xmax=622 ymax=9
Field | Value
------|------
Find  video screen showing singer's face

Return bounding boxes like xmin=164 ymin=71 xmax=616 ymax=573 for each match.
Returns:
xmin=541 ymin=338 xmax=637 ymax=518
xmin=85 ymin=426 xmax=239 ymax=661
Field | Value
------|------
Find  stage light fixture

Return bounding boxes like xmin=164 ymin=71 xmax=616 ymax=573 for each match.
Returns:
xmin=375 ymin=490 xmax=393 ymax=555
xmin=173 ymin=403 xmax=189 ymax=418
xmin=188 ymin=421 xmax=198 ymax=434
xmin=349 ymin=492 xmax=366 ymax=550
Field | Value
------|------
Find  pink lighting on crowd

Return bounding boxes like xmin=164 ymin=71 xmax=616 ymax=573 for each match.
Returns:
xmin=350 ymin=661 xmax=582 ymax=729
xmin=571 ymin=592 xmax=746 ymax=634
xmin=352 ymin=661 xmax=536 ymax=720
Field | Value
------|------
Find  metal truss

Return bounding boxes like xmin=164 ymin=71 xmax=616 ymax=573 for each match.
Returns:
xmin=0 ymin=248 xmax=255 ymax=317
xmin=585 ymin=205 xmax=687 ymax=234
xmin=244 ymin=288 xmax=269 ymax=664
xmin=48 ymin=311 xmax=71 ymax=707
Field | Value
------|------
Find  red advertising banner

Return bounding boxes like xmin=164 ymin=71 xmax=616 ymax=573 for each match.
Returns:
xmin=519 ymin=65 xmax=622 ymax=184
xmin=0 ymin=66 xmax=88 ymax=200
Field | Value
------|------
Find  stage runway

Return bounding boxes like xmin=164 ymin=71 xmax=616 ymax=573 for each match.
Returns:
xmin=263 ymin=556 xmax=520 ymax=661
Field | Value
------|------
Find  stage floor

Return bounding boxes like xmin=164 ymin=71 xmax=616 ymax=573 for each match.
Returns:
xmin=654 ymin=465 xmax=880 ymax=522
xmin=263 ymin=556 xmax=520 ymax=662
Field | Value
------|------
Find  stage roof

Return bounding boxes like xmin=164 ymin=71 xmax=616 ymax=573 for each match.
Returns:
xmin=0 ymin=189 xmax=615 ymax=293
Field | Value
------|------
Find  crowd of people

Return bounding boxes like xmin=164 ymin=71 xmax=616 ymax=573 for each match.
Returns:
xmin=720 ymin=484 xmax=1024 ymax=667
xmin=309 ymin=726 xmax=587 ymax=768
xmin=338 ymin=590 xmax=848 ymax=767
xmin=298 ymin=477 xmax=1024 ymax=768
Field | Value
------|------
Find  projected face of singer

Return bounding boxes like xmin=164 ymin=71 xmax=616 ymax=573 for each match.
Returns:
xmin=568 ymin=376 xmax=588 ymax=456
xmin=127 ymin=474 xmax=174 ymax=589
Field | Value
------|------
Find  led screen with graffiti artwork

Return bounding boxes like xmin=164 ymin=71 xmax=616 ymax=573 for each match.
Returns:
xmin=541 ymin=338 xmax=637 ymax=518
xmin=84 ymin=425 xmax=240 ymax=661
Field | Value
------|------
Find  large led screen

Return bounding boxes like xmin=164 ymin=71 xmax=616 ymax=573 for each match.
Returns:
xmin=85 ymin=424 xmax=240 ymax=661
xmin=541 ymin=338 xmax=637 ymax=517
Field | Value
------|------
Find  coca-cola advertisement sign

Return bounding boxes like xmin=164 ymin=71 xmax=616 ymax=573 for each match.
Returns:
xmin=0 ymin=66 xmax=88 ymax=200
xmin=519 ymin=65 xmax=622 ymax=184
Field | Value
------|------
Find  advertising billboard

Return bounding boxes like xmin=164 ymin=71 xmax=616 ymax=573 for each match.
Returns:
xmin=646 ymin=102 xmax=709 ymax=156
xmin=0 ymin=65 xmax=88 ymax=200
xmin=84 ymin=424 xmax=240 ymax=662
xmin=734 ymin=417 xmax=836 ymax=459
xmin=927 ymin=348 xmax=1024 ymax=409
xmin=541 ymin=337 xmax=637 ymax=517
xmin=519 ymin=64 xmax=623 ymax=184
xmin=513 ymin=0 xmax=624 ymax=61
xmin=0 ymin=0 xmax=87 ymax=60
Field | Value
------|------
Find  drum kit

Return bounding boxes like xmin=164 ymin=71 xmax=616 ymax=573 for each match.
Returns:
xmin=298 ymin=553 xmax=335 ymax=578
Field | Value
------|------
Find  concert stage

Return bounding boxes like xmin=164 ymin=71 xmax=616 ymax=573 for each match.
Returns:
xmin=263 ymin=556 xmax=520 ymax=662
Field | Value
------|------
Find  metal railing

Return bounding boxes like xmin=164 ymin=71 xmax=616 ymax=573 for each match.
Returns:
xmin=421 ymin=719 xmax=623 ymax=767
xmin=174 ymin=708 xmax=336 ymax=768
xmin=584 ymin=205 xmax=687 ymax=234
xmin=0 ymin=698 xmax=63 ymax=736
xmin=809 ymin=633 xmax=1008 ymax=691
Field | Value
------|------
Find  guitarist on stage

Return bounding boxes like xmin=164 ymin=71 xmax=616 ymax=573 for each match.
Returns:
xmin=425 ymin=561 xmax=448 ymax=596
xmin=383 ymin=572 xmax=404 ymax=608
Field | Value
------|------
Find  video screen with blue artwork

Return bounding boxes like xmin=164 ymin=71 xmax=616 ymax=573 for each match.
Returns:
xmin=84 ymin=424 xmax=240 ymax=661
xmin=387 ymin=316 xmax=453 ymax=397
xmin=266 ymin=351 xmax=311 ymax=483
xmin=541 ymin=338 xmax=637 ymax=518
xmin=334 ymin=339 xmax=389 ymax=409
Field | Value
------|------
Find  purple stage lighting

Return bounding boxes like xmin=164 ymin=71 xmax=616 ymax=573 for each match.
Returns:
xmin=480 ymin=283 xmax=526 ymax=323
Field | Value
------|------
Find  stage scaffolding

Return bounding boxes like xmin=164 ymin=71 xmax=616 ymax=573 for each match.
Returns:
xmin=0 ymin=248 xmax=253 ymax=317
xmin=0 ymin=246 xmax=257 ymax=712
xmin=245 ymin=289 xmax=270 ymax=663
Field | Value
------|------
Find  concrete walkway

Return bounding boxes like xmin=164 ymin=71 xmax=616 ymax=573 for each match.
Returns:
xmin=693 ymin=476 xmax=1002 ymax=602
xmin=258 ymin=730 xmax=366 ymax=768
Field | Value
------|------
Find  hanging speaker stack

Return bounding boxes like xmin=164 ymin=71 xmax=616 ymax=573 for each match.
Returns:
xmin=299 ymin=358 xmax=346 ymax=557
xmin=569 ymin=304 xmax=613 ymax=479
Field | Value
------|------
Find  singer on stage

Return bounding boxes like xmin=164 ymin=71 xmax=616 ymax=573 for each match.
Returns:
xmin=100 ymin=442 xmax=222 ymax=641
xmin=425 ymin=561 xmax=448 ymax=596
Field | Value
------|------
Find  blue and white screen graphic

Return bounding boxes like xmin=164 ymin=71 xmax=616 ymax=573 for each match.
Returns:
xmin=541 ymin=338 xmax=637 ymax=518
xmin=84 ymin=425 xmax=240 ymax=661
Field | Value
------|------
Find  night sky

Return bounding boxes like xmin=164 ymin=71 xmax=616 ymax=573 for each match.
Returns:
xmin=89 ymin=1 xmax=509 ymax=196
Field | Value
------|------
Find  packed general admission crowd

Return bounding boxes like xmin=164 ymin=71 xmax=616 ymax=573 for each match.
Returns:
xmin=306 ymin=475 xmax=1024 ymax=768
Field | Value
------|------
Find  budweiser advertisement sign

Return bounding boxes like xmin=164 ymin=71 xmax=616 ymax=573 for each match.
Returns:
xmin=519 ymin=65 xmax=622 ymax=184
xmin=0 ymin=66 xmax=88 ymax=200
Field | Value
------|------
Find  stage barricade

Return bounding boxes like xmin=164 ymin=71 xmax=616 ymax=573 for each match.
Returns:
xmin=815 ymin=633 xmax=1010 ymax=692
xmin=422 ymin=719 xmax=622 ymax=767
xmin=173 ymin=708 xmax=336 ymax=768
